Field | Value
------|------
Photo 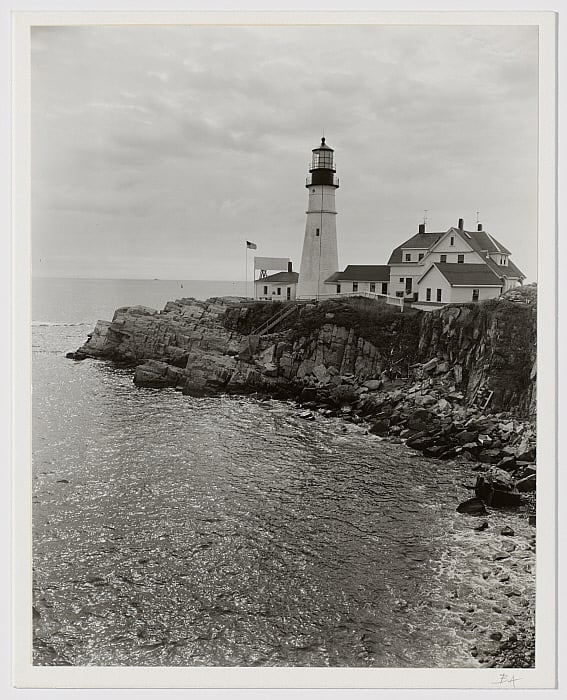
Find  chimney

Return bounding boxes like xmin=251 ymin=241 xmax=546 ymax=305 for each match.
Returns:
xmin=477 ymin=223 xmax=483 ymax=231
xmin=458 ymin=218 xmax=464 ymax=230
xmin=418 ymin=223 xmax=426 ymax=234
xmin=288 ymin=261 xmax=293 ymax=272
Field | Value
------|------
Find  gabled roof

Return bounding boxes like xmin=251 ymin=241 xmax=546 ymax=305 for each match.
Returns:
xmin=255 ymin=271 xmax=299 ymax=284
xmin=421 ymin=262 xmax=503 ymax=287
xmin=468 ymin=229 xmax=511 ymax=256
xmin=388 ymin=232 xmax=445 ymax=264
xmin=484 ymin=257 xmax=525 ymax=280
xmin=388 ymin=227 xmax=514 ymax=265
xmin=324 ymin=265 xmax=391 ymax=283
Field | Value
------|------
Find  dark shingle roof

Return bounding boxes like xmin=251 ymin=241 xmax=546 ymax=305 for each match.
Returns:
xmin=428 ymin=263 xmax=503 ymax=286
xmin=256 ymin=271 xmax=299 ymax=284
xmin=324 ymin=265 xmax=391 ymax=283
xmin=466 ymin=229 xmax=511 ymax=256
xmin=388 ymin=232 xmax=445 ymax=264
xmin=388 ymin=227 xmax=514 ymax=264
xmin=485 ymin=257 xmax=525 ymax=280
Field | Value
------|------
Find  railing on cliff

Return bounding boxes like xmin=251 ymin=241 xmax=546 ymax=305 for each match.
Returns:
xmin=296 ymin=291 xmax=404 ymax=312
xmin=250 ymin=304 xmax=300 ymax=336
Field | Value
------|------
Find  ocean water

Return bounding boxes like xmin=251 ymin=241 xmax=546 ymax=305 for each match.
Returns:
xmin=31 ymin=278 xmax=534 ymax=667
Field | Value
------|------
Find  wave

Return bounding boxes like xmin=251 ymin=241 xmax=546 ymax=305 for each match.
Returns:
xmin=32 ymin=321 xmax=91 ymax=327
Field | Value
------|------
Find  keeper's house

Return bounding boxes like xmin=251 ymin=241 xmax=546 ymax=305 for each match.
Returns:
xmin=324 ymin=265 xmax=390 ymax=296
xmin=388 ymin=218 xmax=525 ymax=310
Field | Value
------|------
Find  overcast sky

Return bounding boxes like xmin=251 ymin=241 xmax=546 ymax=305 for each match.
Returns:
xmin=31 ymin=23 xmax=539 ymax=282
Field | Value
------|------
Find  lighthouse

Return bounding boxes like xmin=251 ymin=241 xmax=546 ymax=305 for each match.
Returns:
xmin=297 ymin=137 xmax=339 ymax=299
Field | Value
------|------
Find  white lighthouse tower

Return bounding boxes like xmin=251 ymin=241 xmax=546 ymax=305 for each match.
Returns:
xmin=297 ymin=137 xmax=339 ymax=299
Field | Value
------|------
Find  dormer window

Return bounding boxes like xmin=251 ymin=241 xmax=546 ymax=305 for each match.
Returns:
xmin=440 ymin=254 xmax=447 ymax=263
xmin=405 ymin=253 xmax=411 ymax=262
xmin=450 ymin=236 xmax=455 ymax=246
xmin=418 ymin=253 xmax=424 ymax=261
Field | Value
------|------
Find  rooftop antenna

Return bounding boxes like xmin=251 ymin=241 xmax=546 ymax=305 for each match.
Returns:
xmin=476 ymin=210 xmax=480 ymax=225
xmin=423 ymin=209 xmax=428 ymax=226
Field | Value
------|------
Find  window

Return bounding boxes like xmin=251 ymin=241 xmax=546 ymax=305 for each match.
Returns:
xmin=418 ymin=253 xmax=424 ymax=261
xmin=287 ymin=287 xmax=291 ymax=300
xmin=277 ymin=287 xmax=281 ymax=296
xmin=450 ymin=236 xmax=455 ymax=246
xmin=399 ymin=277 xmax=404 ymax=283
xmin=396 ymin=291 xmax=404 ymax=298
xmin=315 ymin=228 xmax=320 ymax=237
xmin=457 ymin=254 xmax=465 ymax=264
xmin=405 ymin=278 xmax=413 ymax=295
xmin=436 ymin=289 xmax=442 ymax=302
xmin=369 ymin=283 xmax=376 ymax=293
xmin=336 ymin=284 xmax=341 ymax=294
xmin=381 ymin=282 xmax=388 ymax=295
xmin=472 ymin=288 xmax=479 ymax=302
xmin=440 ymin=255 xmax=447 ymax=263
xmin=405 ymin=253 xmax=411 ymax=262
xmin=426 ymin=288 xmax=432 ymax=301
xmin=353 ymin=282 xmax=359 ymax=292
xmin=263 ymin=286 xmax=268 ymax=295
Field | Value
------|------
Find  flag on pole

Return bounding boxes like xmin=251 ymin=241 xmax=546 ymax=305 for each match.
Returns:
xmin=246 ymin=241 xmax=257 ymax=250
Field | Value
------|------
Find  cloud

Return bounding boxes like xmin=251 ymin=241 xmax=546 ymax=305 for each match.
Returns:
xmin=31 ymin=24 xmax=539 ymax=281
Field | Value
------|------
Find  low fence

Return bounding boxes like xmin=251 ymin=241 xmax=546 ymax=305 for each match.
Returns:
xmin=296 ymin=291 xmax=404 ymax=311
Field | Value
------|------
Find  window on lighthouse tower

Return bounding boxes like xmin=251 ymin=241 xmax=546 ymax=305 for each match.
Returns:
xmin=316 ymin=228 xmax=320 ymax=237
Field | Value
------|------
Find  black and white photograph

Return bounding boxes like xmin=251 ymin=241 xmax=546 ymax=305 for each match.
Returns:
xmin=9 ymin=8 xmax=558 ymax=691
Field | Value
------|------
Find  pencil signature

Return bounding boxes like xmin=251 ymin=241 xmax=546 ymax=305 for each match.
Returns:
xmin=493 ymin=672 xmax=522 ymax=688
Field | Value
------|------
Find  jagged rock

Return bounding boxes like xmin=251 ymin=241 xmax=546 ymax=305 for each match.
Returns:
xmin=496 ymin=455 xmax=517 ymax=471
xmin=475 ymin=467 xmax=523 ymax=507
xmin=501 ymin=526 xmax=515 ymax=536
xmin=422 ymin=358 xmax=438 ymax=372
xmin=474 ymin=521 xmax=489 ymax=531
xmin=515 ymin=474 xmax=536 ymax=492
xmin=516 ymin=447 xmax=536 ymax=462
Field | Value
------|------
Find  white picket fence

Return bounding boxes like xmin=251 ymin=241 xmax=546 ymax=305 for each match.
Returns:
xmin=296 ymin=291 xmax=404 ymax=311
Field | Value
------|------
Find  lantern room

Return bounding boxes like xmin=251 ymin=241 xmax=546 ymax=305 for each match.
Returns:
xmin=307 ymin=137 xmax=339 ymax=188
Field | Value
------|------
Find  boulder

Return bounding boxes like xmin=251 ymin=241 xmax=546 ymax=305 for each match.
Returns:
xmin=369 ymin=420 xmax=390 ymax=436
xmin=414 ymin=394 xmax=437 ymax=407
xmin=454 ymin=430 xmax=478 ymax=445
xmin=478 ymin=449 xmax=504 ymax=464
xmin=457 ymin=498 xmax=487 ymax=516
xmin=407 ymin=409 xmax=432 ymax=431
xmin=363 ymin=379 xmax=382 ymax=391
xmin=406 ymin=436 xmax=437 ymax=451
xmin=474 ymin=521 xmax=489 ymax=531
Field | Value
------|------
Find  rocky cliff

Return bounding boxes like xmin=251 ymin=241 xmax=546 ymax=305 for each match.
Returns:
xmin=70 ymin=285 xmax=536 ymax=420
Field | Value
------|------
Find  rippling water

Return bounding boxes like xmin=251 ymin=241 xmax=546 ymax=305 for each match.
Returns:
xmin=32 ymin=281 xmax=534 ymax=668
